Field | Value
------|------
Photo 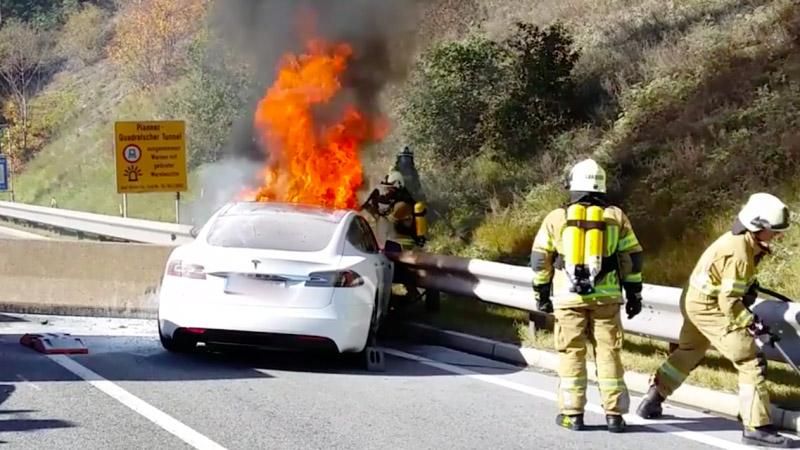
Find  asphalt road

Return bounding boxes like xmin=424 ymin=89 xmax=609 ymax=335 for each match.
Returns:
xmin=0 ymin=225 xmax=48 ymax=240
xmin=1 ymin=312 xmax=798 ymax=450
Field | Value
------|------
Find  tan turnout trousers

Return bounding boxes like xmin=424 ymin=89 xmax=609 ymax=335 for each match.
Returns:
xmin=555 ymin=303 xmax=629 ymax=415
xmin=649 ymin=231 xmax=771 ymax=428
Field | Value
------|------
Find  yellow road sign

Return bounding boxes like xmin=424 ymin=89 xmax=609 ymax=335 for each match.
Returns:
xmin=114 ymin=120 xmax=187 ymax=193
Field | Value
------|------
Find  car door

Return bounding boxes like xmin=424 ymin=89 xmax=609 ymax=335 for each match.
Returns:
xmin=345 ymin=216 xmax=381 ymax=299
xmin=354 ymin=216 xmax=392 ymax=324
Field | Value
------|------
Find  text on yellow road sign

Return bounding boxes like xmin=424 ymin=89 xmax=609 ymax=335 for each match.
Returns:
xmin=114 ymin=120 xmax=187 ymax=193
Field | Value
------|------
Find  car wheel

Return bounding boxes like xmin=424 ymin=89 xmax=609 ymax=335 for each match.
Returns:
xmin=345 ymin=294 xmax=385 ymax=372
xmin=158 ymin=320 xmax=196 ymax=353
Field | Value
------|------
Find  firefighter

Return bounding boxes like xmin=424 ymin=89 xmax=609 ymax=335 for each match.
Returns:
xmin=361 ymin=169 xmax=433 ymax=309
xmin=636 ymin=192 xmax=791 ymax=448
xmin=530 ymin=158 xmax=643 ymax=433
xmin=363 ymin=170 xmax=420 ymax=250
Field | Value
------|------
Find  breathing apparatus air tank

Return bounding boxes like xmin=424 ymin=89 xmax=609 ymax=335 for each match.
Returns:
xmin=413 ymin=201 xmax=427 ymax=243
xmin=584 ymin=205 xmax=604 ymax=288
xmin=564 ymin=204 xmax=586 ymax=292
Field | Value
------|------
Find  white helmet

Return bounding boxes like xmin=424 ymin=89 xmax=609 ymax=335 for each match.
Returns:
xmin=568 ymin=159 xmax=606 ymax=193
xmin=737 ymin=193 xmax=790 ymax=232
xmin=383 ymin=170 xmax=404 ymax=188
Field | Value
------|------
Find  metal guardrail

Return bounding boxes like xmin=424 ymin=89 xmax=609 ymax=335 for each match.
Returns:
xmin=391 ymin=251 xmax=800 ymax=365
xmin=0 ymin=201 xmax=193 ymax=245
xmin=0 ymin=201 xmax=797 ymax=365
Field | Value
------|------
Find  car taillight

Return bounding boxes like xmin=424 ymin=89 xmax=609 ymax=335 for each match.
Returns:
xmin=305 ymin=270 xmax=364 ymax=288
xmin=166 ymin=260 xmax=206 ymax=279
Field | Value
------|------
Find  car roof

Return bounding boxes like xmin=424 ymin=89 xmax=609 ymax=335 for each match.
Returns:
xmin=218 ymin=201 xmax=353 ymax=223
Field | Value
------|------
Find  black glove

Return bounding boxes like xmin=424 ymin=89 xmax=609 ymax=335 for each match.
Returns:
xmin=743 ymin=280 xmax=759 ymax=307
xmin=534 ymin=284 xmax=553 ymax=313
xmin=747 ymin=315 xmax=771 ymax=338
xmin=625 ymin=292 xmax=642 ymax=319
xmin=623 ymin=282 xmax=643 ymax=319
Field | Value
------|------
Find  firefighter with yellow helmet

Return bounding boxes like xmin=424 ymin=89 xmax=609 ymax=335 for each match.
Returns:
xmin=637 ymin=193 xmax=791 ymax=448
xmin=530 ymin=158 xmax=643 ymax=433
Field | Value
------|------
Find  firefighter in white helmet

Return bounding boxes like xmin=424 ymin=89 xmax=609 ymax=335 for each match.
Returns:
xmin=637 ymin=193 xmax=791 ymax=448
xmin=362 ymin=170 xmax=420 ymax=250
xmin=531 ymin=158 xmax=643 ymax=432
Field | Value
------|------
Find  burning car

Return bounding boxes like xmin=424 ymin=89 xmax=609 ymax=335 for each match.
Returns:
xmin=157 ymin=201 xmax=396 ymax=367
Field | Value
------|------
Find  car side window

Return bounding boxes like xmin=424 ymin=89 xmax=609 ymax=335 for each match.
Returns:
xmin=346 ymin=217 xmax=380 ymax=254
xmin=356 ymin=217 xmax=379 ymax=253
xmin=346 ymin=220 xmax=370 ymax=254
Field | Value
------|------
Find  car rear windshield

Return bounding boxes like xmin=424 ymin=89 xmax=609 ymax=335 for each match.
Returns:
xmin=205 ymin=212 xmax=338 ymax=252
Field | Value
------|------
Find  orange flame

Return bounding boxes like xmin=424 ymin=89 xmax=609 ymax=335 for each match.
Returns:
xmin=243 ymin=37 xmax=385 ymax=210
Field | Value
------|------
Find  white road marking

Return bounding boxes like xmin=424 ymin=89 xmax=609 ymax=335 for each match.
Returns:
xmin=16 ymin=373 xmax=41 ymax=390
xmin=384 ymin=347 xmax=767 ymax=450
xmin=47 ymin=355 xmax=227 ymax=450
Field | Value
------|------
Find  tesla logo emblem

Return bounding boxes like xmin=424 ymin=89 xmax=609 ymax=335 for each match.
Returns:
xmin=252 ymin=259 xmax=260 ymax=270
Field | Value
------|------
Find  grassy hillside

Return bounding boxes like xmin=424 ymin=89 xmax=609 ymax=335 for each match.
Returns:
xmin=2 ymin=0 xmax=799 ymax=296
xmin=409 ymin=0 xmax=800 ymax=295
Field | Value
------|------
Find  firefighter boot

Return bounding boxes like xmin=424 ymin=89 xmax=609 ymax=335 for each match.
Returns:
xmin=555 ymin=414 xmax=585 ymax=431
xmin=636 ymin=385 xmax=664 ymax=419
xmin=606 ymin=414 xmax=626 ymax=433
xmin=742 ymin=425 xmax=790 ymax=448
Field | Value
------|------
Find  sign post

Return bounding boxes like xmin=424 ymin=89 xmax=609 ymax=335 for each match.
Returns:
xmin=0 ymin=124 xmax=11 ymax=201
xmin=114 ymin=121 xmax=187 ymax=222
xmin=0 ymin=155 xmax=8 ymax=193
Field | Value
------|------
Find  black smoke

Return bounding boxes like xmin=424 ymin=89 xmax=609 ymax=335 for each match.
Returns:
xmin=184 ymin=0 xmax=423 ymax=225
xmin=208 ymin=0 xmax=422 ymax=160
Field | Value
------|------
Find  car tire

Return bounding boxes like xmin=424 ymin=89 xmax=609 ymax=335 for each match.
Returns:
xmin=345 ymin=294 xmax=385 ymax=372
xmin=158 ymin=320 xmax=196 ymax=353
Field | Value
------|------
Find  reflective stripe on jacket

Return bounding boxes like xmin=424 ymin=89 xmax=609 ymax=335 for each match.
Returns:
xmin=530 ymin=205 xmax=643 ymax=309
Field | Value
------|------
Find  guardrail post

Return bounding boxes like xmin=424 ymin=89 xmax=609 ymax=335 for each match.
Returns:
xmin=528 ymin=312 xmax=549 ymax=334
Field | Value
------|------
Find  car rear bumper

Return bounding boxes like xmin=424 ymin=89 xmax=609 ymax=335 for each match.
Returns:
xmin=166 ymin=325 xmax=341 ymax=353
xmin=158 ymin=293 xmax=373 ymax=353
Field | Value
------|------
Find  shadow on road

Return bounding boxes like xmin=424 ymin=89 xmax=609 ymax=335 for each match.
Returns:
xmin=0 ymin=384 xmax=76 ymax=439
xmin=0 ymin=314 xmax=27 ymax=323
xmin=0 ymin=419 xmax=74 ymax=433
xmin=0 ymin=331 xmax=523 ymax=385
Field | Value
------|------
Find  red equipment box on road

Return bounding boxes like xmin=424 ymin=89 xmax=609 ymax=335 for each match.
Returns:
xmin=20 ymin=333 xmax=89 ymax=354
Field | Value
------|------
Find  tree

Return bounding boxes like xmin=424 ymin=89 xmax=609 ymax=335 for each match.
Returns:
xmin=58 ymin=3 xmax=111 ymax=66
xmin=485 ymin=22 xmax=580 ymax=158
xmin=108 ymin=0 xmax=207 ymax=89
xmin=0 ymin=0 xmax=81 ymax=28
xmin=0 ymin=19 xmax=53 ymax=165
xmin=400 ymin=22 xmax=579 ymax=162
xmin=399 ymin=36 xmax=507 ymax=161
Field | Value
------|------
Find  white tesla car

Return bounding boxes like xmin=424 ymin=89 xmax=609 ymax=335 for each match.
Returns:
xmin=156 ymin=201 xmax=396 ymax=361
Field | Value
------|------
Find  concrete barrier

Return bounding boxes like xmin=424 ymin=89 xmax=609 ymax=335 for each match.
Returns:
xmin=0 ymin=240 xmax=170 ymax=317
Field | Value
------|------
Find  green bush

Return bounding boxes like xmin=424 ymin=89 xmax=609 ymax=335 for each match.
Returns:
xmin=401 ymin=21 xmax=580 ymax=251
xmin=401 ymin=21 xmax=579 ymax=163
xmin=484 ymin=22 xmax=580 ymax=158
xmin=0 ymin=0 xmax=79 ymax=28
xmin=400 ymin=35 xmax=506 ymax=162
xmin=57 ymin=3 xmax=110 ymax=65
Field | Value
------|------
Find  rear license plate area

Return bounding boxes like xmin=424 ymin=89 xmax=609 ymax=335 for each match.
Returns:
xmin=224 ymin=275 xmax=286 ymax=295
